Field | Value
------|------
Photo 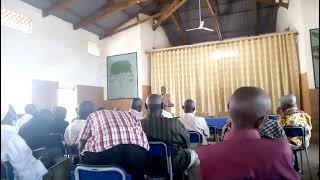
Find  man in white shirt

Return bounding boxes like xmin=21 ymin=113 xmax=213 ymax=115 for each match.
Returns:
xmin=1 ymin=103 xmax=48 ymax=180
xmin=179 ymin=99 xmax=210 ymax=145
xmin=64 ymin=101 xmax=96 ymax=146
xmin=16 ymin=104 xmax=38 ymax=128
xmin=129 ymin=98 xmax=144 ymax=120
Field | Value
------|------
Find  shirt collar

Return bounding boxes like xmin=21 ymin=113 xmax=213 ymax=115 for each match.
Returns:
xmin=224 ymin=129 xmax=261 ymax=141
xmin=184 ymin=113 xmax=194 ymax=117
xmin=129 ymin=108 xmax=141 ymax=114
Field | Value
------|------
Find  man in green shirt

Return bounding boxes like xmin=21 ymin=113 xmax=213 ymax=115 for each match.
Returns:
xmin=141 ymin=94 xmax=199 ymax=179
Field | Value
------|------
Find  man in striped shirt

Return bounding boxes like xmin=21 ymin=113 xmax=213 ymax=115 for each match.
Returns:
xmin=77 ymin=109 xmax=150 ymax=180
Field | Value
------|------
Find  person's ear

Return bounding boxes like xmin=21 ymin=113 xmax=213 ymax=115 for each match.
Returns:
xmin=161 ymin=103 xmax=164 ymax=110
xmin=182 ymin=105 xmax=184 ymax=109
xmin=145 ymin=103 xmax=148 ymax=110
xmin=193 ymin=107 xmax=195 ymax=112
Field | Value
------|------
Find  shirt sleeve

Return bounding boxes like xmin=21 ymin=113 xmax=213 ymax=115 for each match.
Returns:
xmin=64 ymin=125 xmax=71 ymax=145
xmin=76 ymin=116 xmax=92 ymax=143
xmin=6 ymin=135 xmax=48 ymax=180
xmin=199 ymin=118 xmax=210 ymax=137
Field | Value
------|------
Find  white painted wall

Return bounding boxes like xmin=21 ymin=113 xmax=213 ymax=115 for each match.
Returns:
xmin=1 ymin=0 xmax=106 ymax=87
xmin=277 ymin=0 xmax=319 ymax=88
xmin=101 ymin=14 xmax=170 ymax=98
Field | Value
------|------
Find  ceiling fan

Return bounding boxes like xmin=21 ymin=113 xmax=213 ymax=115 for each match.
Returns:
xmin=185 ymin=0 xmax=214 ymax=32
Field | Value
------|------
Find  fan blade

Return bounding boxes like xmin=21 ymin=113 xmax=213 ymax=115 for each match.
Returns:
xmin=185 ymin=27 xmax=200 ymax=31
xmin=202 ymin=27 xmax=215 ymax=32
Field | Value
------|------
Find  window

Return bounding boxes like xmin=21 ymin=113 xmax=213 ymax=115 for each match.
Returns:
xmin=57 ymin=87 xmax=77 ymax=122
xmin=1 ymin=8 xmax=32 ymax=33
xmin=88 ymin=41 xmax=101 ymax=56
xmin=1 ymin=76 xmax=32 ymax=114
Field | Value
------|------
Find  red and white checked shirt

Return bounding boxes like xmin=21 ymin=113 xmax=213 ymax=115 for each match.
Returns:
xmin=77 ymin=110 xmax=149 ymax=153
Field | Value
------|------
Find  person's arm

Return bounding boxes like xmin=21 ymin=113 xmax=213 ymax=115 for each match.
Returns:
xmin=176 ymin=120 xmax=190 ymax=148
xmin=76 ymin=117 xmax=93 ymax=153
xmin=6 ymin=135 xmax=48 ymax=179
xmin=64 ymin=125 xmax=71 ymax=145
xmin=167 ymin=95 xmax=174 ymax=107
xmin=199 ymin=118 xmax=210 ymax=137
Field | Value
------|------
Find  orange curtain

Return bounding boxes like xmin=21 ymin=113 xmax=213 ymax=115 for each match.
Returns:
xmin=150 ymin=32 xmax=300 ymax=117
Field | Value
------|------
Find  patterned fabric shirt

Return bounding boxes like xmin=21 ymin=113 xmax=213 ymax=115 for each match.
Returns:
xmin=279 ymin=108 xmax=312 ymax=148
xmin=222 ymin=118 xmax=286 ymax=140
xmin=77 ymin=110 xmax=149 ymax=153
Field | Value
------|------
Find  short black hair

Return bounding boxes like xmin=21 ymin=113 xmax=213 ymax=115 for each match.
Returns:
xmin=24 ymin=104 xmax=37 ymax=116
xmin=52 ymin=106 xmax=67 ymax=121
xmin=78 ymin=101 xmax=95 ymax=120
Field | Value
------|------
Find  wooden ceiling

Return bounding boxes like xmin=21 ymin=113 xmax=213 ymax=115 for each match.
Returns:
xmin=21 ymin=0 xmax=289 ymax=46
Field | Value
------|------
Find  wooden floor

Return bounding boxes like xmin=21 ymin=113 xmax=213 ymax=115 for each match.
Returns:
xmin=301 ymin=143 xmax=319 ymax=180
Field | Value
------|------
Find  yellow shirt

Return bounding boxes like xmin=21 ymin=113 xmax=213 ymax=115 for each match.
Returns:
xmin=279 ymin=108 xmax=312 ymax=149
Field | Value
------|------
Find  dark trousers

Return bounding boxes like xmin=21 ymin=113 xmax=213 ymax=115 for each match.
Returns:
xmin=81 ymin=144 xmax=149 ymax=180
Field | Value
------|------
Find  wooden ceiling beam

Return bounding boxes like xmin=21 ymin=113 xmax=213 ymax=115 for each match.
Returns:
xmin=170 ymin=13 xmax=188 ymax=44
xmin=100 ymin=12 xmax=163 ymax=40
xmin=206 ymin=0 xmax=223 ymax=40
xmin=73 ymin=0 xmax=139 ymax=30
xmin=42 ymin=0 xmax=77 ymax=17
xmin=152 ymin=0 xmax=187 ymax=31
xmin=256 ymin=0 xmax=289 ymax=9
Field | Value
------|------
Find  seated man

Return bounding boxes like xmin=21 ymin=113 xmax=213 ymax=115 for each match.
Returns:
xmin=179 ymin=99 xmax=210 ymax=145
xmin=141 ymin=94 xmax=200 ymax=179
xmin=51 ymin=106 xmax=69 ymax=135
xmin=1 ymin=103 xmax=48 ymax=180
xmin=198 ymin=87 xmax=298 ymax=180
xmin=278 ymin=95 xmax=312 ymax=172
xmin=77 ymin=109 xmax=149 ymax=180
xmin=64 ymin=101 xmax=96 ymax=146
xmin=129 ymin=98 xmax=144 ymax=120
xmin=16 ymin=104 xmax=38 ymax=128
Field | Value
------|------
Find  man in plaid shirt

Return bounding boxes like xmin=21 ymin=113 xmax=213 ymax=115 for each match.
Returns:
xmin=76 ymin=109 xmax=150 ymax=180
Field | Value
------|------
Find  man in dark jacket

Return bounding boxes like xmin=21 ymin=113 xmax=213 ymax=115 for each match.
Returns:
xmin=141 ymin=94 xmax=199 ymax=179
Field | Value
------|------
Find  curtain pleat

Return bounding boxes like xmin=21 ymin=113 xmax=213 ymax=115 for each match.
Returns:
xmin=150 ymin=33 xmax=300 ymax=117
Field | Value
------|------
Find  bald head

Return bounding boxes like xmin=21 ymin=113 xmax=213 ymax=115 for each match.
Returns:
xmin=145 ymin=94 xmax=163 ymax=117
xmin=131 ymin=98 xmax=143 ymax=112
xmin=229 ymin=86 xmax=271 ymax=130
xmin=183 ymin=99 xmax=195 ymax=113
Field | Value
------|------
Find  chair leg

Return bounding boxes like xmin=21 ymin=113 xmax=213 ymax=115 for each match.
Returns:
xmin=300 ymin=151 xmax=303 ymax=174
xmin=305 ymin=149 xmax=313 ymax=180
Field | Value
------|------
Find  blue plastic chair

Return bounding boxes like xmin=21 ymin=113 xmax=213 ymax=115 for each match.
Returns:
xmin=74 ymin=164 xmax=131 ymax=180
xmin=206 ymin=117 xmax=228 ymax=142
xmin=188 ymin=131 xmax=203 ymax=144
xmin=147 ymin=141 xmax=173 ymax=180
xmin=1 ymin=162 xmax=14 ymax=180
xmin=283 ymin=126 xmax=312 ymax=179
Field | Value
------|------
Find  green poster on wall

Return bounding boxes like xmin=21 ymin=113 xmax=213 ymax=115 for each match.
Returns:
xmin=107 ymin=52 xmax=138 ymax=99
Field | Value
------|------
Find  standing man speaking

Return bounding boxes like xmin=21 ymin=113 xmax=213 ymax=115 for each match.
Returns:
xmin=161 ymin=86 xmax=174 ymax=113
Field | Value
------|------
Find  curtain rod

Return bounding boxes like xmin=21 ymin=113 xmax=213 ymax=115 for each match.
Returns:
xmin=146 ymin=31 xmax=298 ymax=54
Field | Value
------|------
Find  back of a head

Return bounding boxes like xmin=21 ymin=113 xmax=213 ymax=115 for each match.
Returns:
xmin=78 ymin=101 xmax=96 ymax=120
xmin=229 ymin=86 xmax=271 ymax=130
xmin=145 ymin=94 xmax=163 ymax=118
xmin=183 ymin=99 xmax=195 ymax=113
xmin=24 ymin=104 xmax=38 ymax=116
xmin=38 ymin=109 xmax=53 ymax=121
xmin=52 ymin=106 xmax=67 ymax=120
xmin=131 ymin=98 xmax=143 ymax=112
xmin=279 ymin=95 xmax=297 ymax=111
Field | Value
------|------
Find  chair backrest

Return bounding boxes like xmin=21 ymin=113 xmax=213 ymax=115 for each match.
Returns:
xmin=283 ymin=126 xmax=306 ymax=148
xmin=148 ymin=142 xmax=171 ymax=175
xmin=74 ymin=164 xmax=131 ymax=180
xmin=2 ymin=162 xmax=14 ymax=180
xmin=268 ymin=114 xmax=280 ymax=120
xmin=188 ymin=131 xmax=203 ymax=144
xmin=206 ymin=117 xmax=228 ymax=129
